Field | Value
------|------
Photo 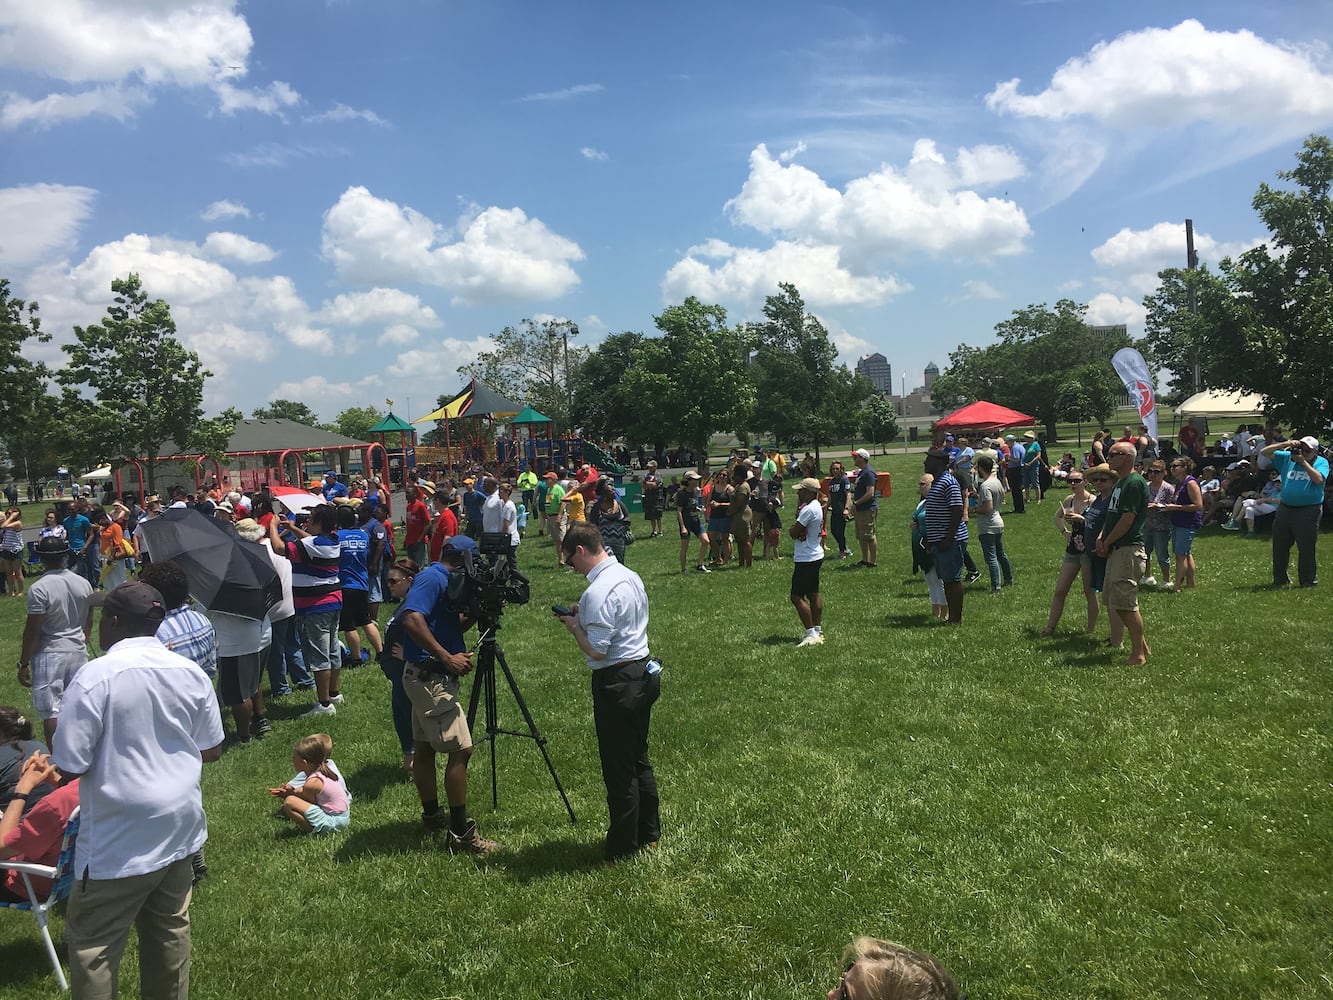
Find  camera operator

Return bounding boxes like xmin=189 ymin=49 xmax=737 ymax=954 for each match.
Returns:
xmin=399 ymin=535 xmax=498 ymax=854
xmin=554 ymin=523 xmax=661 ymax=863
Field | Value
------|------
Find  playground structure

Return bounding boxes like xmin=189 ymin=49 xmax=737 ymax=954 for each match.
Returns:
xmin=416 ymin=380 xmax=627 ymax=475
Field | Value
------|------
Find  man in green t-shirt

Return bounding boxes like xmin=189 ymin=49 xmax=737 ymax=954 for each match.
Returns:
xmin=1096 ymin=442 xmax=1150 ymax=665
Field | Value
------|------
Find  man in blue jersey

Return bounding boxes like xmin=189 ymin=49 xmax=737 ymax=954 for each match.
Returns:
xmin=336 ymin=505 xmax=381 ymax=665
xmin=1261 ymin=435 xmax=1328 ymax=588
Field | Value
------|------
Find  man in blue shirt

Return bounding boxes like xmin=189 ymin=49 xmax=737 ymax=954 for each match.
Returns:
xmin=62 ymin=498 xmax=99 ymax=586
xmin=1003 ymin=435 xmax=1026 ymax=514
xmin=1261 ymin=435 xmax=1328 ymax=587
xmin=850 ymin=448 xmax=879 ymax=567
xmin=321 ymin=472 xmax=347 ymax=502
xmin=922 ymin=448 xmax=968 ymax=624
xmin=400 ymin=535 xmax=497 ymax=853
xmin=462 ymin=479 xmax=487 ymax=539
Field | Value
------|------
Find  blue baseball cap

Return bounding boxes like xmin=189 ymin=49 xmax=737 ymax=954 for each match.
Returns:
xmin=442 ymin=535 xmax=478 ymax=554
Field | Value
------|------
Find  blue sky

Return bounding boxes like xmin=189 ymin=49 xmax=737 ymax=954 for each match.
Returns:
xmin=3 ymin=1 xmax=1333 ymax=420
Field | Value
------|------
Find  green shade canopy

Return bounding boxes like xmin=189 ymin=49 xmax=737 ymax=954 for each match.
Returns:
xmin=369 ymin=411 xmax=415 ymax=433
xmin=511 ymin=405 xmax=553 ymax=425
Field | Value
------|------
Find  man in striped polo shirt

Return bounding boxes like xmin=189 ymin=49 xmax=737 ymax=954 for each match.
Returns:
xmin=268 ymin=505 xmax=343 ymax=716
xmin=922 ymin=448 xmax=969 ymax=625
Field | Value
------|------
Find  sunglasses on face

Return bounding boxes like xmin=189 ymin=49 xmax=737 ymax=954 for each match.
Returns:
xmin=1068 ymin=477 xmax=1083 ymax=483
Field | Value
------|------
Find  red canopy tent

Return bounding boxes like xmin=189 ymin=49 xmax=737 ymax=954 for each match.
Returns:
xmin=934 ymin=400 xmax=1036 ymax=432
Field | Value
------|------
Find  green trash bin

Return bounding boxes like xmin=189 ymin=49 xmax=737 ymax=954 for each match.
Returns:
xmin=621 ymin=480 xmax=643 ymax=514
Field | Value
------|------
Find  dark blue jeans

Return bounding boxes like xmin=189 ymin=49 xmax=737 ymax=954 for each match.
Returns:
xmin=978 ymin=532 xmax=1013 ymax=590
xmin=379 ymin=657 xmax=415 ymax=756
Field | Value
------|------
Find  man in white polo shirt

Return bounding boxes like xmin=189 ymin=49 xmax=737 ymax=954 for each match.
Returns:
xmin=53 ymin=581 xmax=225 ymax=1000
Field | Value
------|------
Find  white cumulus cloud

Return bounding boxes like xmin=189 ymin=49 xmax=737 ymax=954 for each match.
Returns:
xmin=1090 ymin=221 xmax=1263 ymax=297
xmin=987 ymin=20 xmax=1333 ymax=130
xmin=201 ymin=199 xmax=250 ymax=222
xmin=0 ymin=183 xmax=96 ymax=269
xmin=320 ymin=186 xmax=584 ymax=305
xmin=0 ymin=1 xmax=301 ymax=128
xmin=200 ymin=232 xmax=277 ymax=264
xmin=1085 ymin=292 xmax=1146 ymax=329
xmin=378 ymin=324 xmax=421 ymax=347
xmin=271 ymin=374 xmax=382 ymax=406
xmin=318 ymin=288 xmax=442 ymax=329
xmin=580 ymin=147 xmax=608 ymax=161
xmin=387 ymin=336 xmax=499 ymax=380
xmin=665 ymin=141 xmax=1027 ymax=309
xmin=662 ymin=239 xmax=909 ymax=308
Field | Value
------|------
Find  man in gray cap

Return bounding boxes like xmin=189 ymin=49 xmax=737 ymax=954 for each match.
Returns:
xmin=53 ymin=580 xmax=225 ymax=999
xmin=18 ymin=536 xmax=94 ymax=743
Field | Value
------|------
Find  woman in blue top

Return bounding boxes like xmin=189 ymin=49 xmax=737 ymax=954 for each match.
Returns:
xmin=826 ymin=461 xmax=852 ymax=559
xmin=1165 ymin=456 xmax=1204 ymax=592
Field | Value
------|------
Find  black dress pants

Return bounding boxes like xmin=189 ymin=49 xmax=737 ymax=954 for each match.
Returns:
xmin=591 ymin=659 xmax=661 ymax=859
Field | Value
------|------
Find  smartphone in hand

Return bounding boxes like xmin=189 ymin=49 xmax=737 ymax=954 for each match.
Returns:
xmin=551 ymin=605 xmax=573 ymax=617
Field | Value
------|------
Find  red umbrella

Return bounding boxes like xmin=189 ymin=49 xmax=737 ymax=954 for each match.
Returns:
xmin=934 ymin=400 xmax=1036 ymax=432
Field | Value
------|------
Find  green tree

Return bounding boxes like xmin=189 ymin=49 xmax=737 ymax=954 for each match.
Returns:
xmin=0 ymin=279 xmax=51 ymax=431
xmin=4 ymin=390 xmax=62 ymax=487
xmin=458 ymin=318 xmax=588 ymax=434
xmin=751 ymin=283 xmax=870 ymax=465
xmin=857 ymin=393 xmax=900 ymax=452
xmin=1187 ymin=134 xmax=1333 ymax=432
xmin=622 ymin=298 xmax=753 ymax=463
xmin=57 ymin=274 xmax=214 ymax=494
xmin=252 ymin=399 xmax=322 ymax=425
xmin=1141 ymin=266 xmax=1228 ymax=403
xmin=332 ymin=405 xmax=384 ymax=442
xmin=571 ymin=331 xmax=645 ymax=440
xmin=932 ymin=299 xmax=1131 ymax=439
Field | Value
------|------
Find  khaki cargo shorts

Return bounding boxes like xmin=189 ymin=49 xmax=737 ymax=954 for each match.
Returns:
xmin=402 ymin=661 xmax=473 ymax=752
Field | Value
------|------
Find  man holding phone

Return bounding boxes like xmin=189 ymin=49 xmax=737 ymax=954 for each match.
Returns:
xmin=554 ymin=523 xmax=660 ymax=863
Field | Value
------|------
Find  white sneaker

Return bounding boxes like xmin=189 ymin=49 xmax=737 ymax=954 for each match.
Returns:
xmin=302 ymin=702 xmax=336 ymax=717
xmin=796 ymin=631 xmax=825 ymax=647
xmin=1140 ymin=577 xmax=1157 ymax=589
xmin=329 ymin=693 xmax=345 ymax=705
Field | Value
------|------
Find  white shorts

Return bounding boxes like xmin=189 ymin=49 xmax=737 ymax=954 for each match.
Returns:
xmin=30 ymin=648 xmax=89 ymax=718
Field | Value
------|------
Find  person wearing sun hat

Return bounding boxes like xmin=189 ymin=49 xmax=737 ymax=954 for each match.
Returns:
xmin=1261 ymin=434 xmax=1328 ymax=587
xmin=19 ymin=536 xmax=95 ymax=744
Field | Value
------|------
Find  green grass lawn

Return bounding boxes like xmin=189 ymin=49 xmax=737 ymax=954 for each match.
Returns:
xmin=1 ymin=452 xmax=1329 ymax=998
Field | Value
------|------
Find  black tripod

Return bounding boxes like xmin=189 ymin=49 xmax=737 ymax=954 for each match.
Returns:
xmin=466 ymin=616 xmax=576 ymax=823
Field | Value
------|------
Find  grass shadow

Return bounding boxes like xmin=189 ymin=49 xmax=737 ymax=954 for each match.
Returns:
xmin=884 ymin=612 xmax=937 ymax=628
xmin=0 ymin=938 xmax=62 ymax=992
xmin=343 ymin=761 xmax=409 ymax=804
xmin=500 ymin=837 xmax=606 ymax=883
xmin=757 ymin=633 xmax=798 ymax=647
xmin=332 ymin=820 xmax=447 ymax=863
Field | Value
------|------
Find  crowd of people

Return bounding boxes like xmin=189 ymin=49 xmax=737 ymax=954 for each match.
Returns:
xmin=4 ymin=415 xmax=1327 ymax=996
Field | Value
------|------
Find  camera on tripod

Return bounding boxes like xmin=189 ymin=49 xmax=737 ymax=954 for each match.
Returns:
xmin=446 ymin=532 xmax=530 ymax=623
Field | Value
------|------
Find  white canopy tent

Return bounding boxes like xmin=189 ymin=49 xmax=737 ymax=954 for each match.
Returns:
xmin=80 ymin=465 xmax=113 ymax=481
xmin=1176 ymin=389 xmax=1266 ymax=420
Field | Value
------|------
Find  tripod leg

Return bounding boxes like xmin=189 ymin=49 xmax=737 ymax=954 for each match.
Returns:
xmin=466 ymin=645 xmax=501 ymax=809
xmin=492 ymin=645 xmax=577 ymax=823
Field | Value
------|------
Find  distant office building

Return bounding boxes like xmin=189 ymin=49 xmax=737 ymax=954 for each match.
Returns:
xmin=855 ymin=353 xmax=893 ymax=396
xmin=923 ymin=361 xmax=939 ymax=389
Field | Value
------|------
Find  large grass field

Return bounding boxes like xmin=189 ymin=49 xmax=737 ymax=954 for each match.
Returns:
xmin=1 ymin=450 xmax=1329 ymax=999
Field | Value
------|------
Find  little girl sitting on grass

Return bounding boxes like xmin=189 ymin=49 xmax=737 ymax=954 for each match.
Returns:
xmin=269 ymin=734 xmax=350 ymax=834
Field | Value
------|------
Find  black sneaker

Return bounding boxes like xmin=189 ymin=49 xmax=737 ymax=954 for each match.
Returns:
xmin=965 ymin=571 xmax=981 ymax=583
xmin=252 ymin=715 xmax=272 ymax=737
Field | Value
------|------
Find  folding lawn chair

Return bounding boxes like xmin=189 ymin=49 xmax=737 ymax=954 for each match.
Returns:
xmin=0 ymin=806 xmax=80 ymax=991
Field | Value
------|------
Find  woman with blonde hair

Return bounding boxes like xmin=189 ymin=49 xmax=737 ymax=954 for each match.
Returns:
xmin=828 ymin=937 xmax=964 ymax=1000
